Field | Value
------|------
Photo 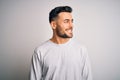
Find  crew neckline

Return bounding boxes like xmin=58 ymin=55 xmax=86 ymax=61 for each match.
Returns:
xmin=48 ymin=38 xmax=72 ymax=46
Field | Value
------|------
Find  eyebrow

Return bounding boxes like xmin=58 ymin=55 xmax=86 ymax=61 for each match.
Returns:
xmin=64 ymin=19 xmax=74 ymax=22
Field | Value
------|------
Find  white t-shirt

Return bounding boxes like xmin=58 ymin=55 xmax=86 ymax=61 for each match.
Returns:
xmin=30 ymin=39 xmax=92 ymax=80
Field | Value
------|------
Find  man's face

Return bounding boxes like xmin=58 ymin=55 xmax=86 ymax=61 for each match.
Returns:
xmin=55 ymin=12 xmax=73 ymax=38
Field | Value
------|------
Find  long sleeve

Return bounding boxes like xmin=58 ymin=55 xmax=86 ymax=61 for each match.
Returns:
xmin=29 ymin=40 xmax=93 ymax=80
xmin=30 ymin=50 xmax=42 ymax=80
xmin=82 ymin=47 xmax=92 ymax=80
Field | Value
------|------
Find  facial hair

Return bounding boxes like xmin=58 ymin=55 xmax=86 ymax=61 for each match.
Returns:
xmin=56 ymin=27 xmax=73 ymax=38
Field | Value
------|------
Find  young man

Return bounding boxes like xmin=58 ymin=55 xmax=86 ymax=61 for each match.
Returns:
xmin=30 ymin=6 xmax=92 ymax=80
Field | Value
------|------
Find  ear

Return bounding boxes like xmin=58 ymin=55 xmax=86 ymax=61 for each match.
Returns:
xmin=50 ymin=21 xmax=57 ymax=30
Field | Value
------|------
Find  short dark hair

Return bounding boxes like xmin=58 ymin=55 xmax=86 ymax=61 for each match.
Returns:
xmin=49 ymin=6 xmax=72 ymax=23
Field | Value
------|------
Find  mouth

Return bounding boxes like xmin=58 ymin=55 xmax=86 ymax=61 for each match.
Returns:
xmin=66 ymin=28 xmax=73 ymax=33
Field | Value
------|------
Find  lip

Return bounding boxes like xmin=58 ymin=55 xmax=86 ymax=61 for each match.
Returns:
xmin=66 ymin=29 xmax=73 ymax=33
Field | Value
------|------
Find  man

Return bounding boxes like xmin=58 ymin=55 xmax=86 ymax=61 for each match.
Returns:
xmin=30 ymin=6 xmax=92 ymax=80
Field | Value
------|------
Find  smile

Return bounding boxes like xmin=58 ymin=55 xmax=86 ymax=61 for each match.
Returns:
xmin=66 ymin=28 xmax=73 ymax=33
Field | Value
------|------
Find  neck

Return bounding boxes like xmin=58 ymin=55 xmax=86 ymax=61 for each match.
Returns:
xmin=50 ymin=35 xmax=71 ymax=44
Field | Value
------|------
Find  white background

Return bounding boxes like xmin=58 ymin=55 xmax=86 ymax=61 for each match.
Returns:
xmin=0 ymin=0 xmax=120 ymax=80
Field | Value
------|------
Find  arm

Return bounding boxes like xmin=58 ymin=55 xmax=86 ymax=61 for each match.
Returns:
xmin=30 ymin=49 xmax=43 ymax=80
xmin=82 ymin=47 xmax=92 ymax=80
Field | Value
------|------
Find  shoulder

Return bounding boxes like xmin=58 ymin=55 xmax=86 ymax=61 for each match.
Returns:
xmin=35 ymin=40 xmax=50 ymax=50
xmin=71 ymin=39 xmax=88 ymax=54
xmin=34 ymin=40 xmax=51 ymax=56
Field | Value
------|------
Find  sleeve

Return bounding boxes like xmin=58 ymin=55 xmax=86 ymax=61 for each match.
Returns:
xmin=30 ymin=49 xmax=43 ymax=80
xmin=82 ymin=47 xmax=93 ymax=80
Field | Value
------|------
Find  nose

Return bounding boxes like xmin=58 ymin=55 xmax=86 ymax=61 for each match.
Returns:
xmin=69 ymin=21 xmax=73 ymax=28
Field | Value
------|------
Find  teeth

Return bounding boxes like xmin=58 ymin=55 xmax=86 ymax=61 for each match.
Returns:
xmin=67 ymin=29 xmax=72 ymax=33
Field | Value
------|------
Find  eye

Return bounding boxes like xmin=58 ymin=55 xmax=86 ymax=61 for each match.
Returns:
xmin=64 ymin=19 xmax=69 ymax=23
xmin=72 ymin=19 xmax=74 ymax=23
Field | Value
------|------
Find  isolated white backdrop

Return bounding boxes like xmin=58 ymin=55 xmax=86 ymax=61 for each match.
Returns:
xmin=0 ymin=0 xmax=120 ymax=80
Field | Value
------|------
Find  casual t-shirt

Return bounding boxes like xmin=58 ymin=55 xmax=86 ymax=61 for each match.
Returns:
xmin=30 ymin=39 xmax=92 ymax=80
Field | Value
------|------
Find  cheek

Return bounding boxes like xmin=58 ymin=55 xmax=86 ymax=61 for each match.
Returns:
xmin=57 ymin=23 xmax=68 ymax=31
xmin=61 ymin=23 xmax=69 ymax=29
xmin=57 ymin=23 xmax=65 ymax=30
xmin=58 ymin=27 xmax=64 ymax=33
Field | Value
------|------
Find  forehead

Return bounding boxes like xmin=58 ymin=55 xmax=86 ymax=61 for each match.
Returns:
xmin=57 ymin=12 xmax=72 ymax=19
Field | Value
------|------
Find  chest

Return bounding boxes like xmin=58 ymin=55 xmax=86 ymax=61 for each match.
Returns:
xmin=42 ymin=47 xmax=83 ymax=68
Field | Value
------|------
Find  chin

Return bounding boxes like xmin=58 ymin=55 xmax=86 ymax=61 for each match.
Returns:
xmin=67 ymin=34 xmax=73 ymax=38
xmin=67 ymin=35 xmax=73 ymax=38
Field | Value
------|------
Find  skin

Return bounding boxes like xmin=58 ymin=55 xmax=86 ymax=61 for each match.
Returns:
xmin=50 ymin=12 xmax=74 ymax=44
